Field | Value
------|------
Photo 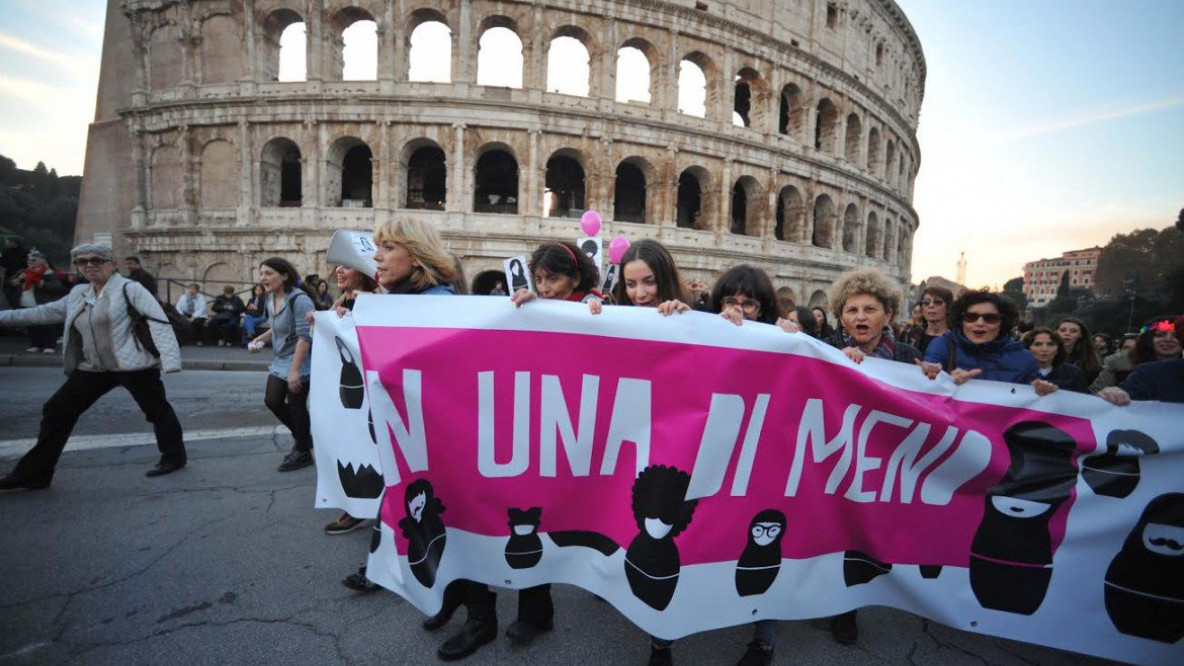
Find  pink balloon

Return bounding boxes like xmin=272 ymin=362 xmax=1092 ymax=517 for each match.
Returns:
xmin=609 ymin=235 xmax=631 ymax=264
xmin=580 ymin=210 xmax=602 ymax=237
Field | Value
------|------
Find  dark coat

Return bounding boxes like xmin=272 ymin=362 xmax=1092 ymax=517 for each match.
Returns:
xmin=1120 ymin=359 xmax=1184 ymax=404
xmin=826 ymin=331 xmax=923 ymax=365
xmin=1037 ymin=362 xmax=1087 ymax=393
xmin=924 ymin=330 xmax=1038 ymax=385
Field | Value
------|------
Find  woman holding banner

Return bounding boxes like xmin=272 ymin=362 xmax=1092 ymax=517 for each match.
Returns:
xmin=608 ymin=239 xmax=692 ymax=316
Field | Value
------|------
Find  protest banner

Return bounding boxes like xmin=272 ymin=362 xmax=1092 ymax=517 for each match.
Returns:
xmin=310 ymin=294 xmax=1182 ymax=665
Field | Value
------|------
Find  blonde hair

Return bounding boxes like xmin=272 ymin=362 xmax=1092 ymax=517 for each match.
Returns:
xmin=828 ymin=269 xmax=901 ymax=321
xmin=372 ymin=218 xmax=459 ymax=289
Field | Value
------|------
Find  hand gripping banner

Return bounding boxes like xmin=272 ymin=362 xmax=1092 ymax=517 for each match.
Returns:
xmin=310 ymin=294 xmax=1183 ymax=665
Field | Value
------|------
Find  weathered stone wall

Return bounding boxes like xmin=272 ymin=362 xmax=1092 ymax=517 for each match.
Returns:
xmin=78 ymin=0 xmax=925 ymax=307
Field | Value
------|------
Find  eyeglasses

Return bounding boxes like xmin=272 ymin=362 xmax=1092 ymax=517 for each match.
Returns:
xmin=921 ymin=298 xmax=945 ymax=306
xmin=722 ymin=297 xmax=760 ymax=314
xmin=751 ymin=524 xmax=782 ymax=539
xmin=74 ymin=257 xmax=109 ymax=267
xmin=962 ymin=312 xmax=1002 ymax=324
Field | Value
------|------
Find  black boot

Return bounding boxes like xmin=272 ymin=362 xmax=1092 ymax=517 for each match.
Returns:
xmin=437 ymin=584 xmax=497 ymax=661
xmin=505 ymin=584 xmax=554 ymax=644
xmin=423 ymin=580 xmax=466 ymax=631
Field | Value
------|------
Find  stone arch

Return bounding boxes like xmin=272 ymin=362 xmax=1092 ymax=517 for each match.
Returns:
xmin=844 ymin=113 xmax=862 ymax=162
xmin=477 ymin=17 xmax=523 ymax=88
xmin=812 ymin=193 xmax=836 ymax=248
xmin=474 ymin=143 xmax=519 ymax=214
xmin=808 ymin=290 xmax=828 ymax=309
xmin=199 ymin=139 xmax=239 ymax=209
xmin=200 ymin=14 xmax=243 ymax=83
xmin=406 ymin=9 xmax=451 ymax=82
xmin=400 ymin=138 xmax=446 ymax=210
xmin=261 ymin=9 xmax=305 ymax=82
xmin=150 ymin=143 xmax=185 ymax=210
xmin=148 ymin=23 xmax=182 ymax=90
xmin=613 ymin=156 xmax=653 ymax=223
xmin=867 ymin=127 xmax=881 ymax=174
xmin=325 ymin=136 xmax=373 ymax=207
xmin=733 ymin=67 xmax=768 ymax=130
xmin=616 ymin=38 xmax=658 ymax=104
xmin=730 ymin=175 xmax=762 ymax=236
xmin=776 ymin=286 xmax=796 ymax=312
xmin=260 ymin=136 xmax=302 ymax=207
xmin=775 ymin=185 xmax=805 ymax=242
xmin=544 ymin=148 xmax=586 ymax=218
xmin=546 ymin=27 xmax=592 ymax=97
xmin=897 ymin=225 xmax=910 ymax=265
xmin=841 ymin=202 xmax=860 ymax=253
xmin=203 ymin=262 xmax=239 ymax=289
xmin=814 ymin=97 xmax=838 ymax=154
xmin=677 ymin=166 xmax=712 ymax=230
xmin=677 ymin=53 xmax=710 ymax=118
xmin=882 ymin=217 xmax=895 ymax=262
xmin=471 ymin=269 xmax=505 ymax=295
xmin=865 ymin=211 xmax=879 ymax=258
xmin=331 ymin=7 xmax=378 ymax=81
xmin=885 ymin=140 xmax=896 ymax=186
xmin=779 ymin=83 xmax=805 ymax=138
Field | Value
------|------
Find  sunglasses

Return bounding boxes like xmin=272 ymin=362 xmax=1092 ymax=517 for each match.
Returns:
xmin=962 ymin=312 xmax=1002 ymax=324
xmin=74 ymin=257 xmax=110 ymax=267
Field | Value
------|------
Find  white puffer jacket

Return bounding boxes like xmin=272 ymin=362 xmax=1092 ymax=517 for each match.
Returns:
xmin=0 ymin=274 xmax=181 ymax=374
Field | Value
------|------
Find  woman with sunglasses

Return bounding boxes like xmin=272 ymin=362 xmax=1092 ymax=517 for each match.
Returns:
xmin=901 ymin=286 xmax=952 ymax=354
xmin=0 ymin=244 xmax=186 ymax=490
xmin=919 ymin=290 xmax=1056 ymax=395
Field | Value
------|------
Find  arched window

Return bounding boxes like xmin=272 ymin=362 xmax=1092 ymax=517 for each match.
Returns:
xmin=262 ymin=11 xmax=304 ymax=82
xmin=814 ymin=98 xmax=838 ymax=153
xmin=260 ymin=137 xmax=302 ymax=207
xmin=544 ymin=152 xmax=586 ymax=217
xmin=326 ymin=137 xmax=373 ymax=207
xmin=842 ymin=203 xmax=859 ymax=253
xmin=812 ymin=194 xmax=835 ymax=248
xmin=882 ymin=218 xmax=894 ymax=261
xmin=867 ymin=127 xmax=881 ymax=174
xmin=199 ymin=140 xmax=238 ymax=209
xmin=775 ymin=186 xmax=804 ymax=242
xmin=403 ymin=143 xmax=446 ymax=210
xmin=844 ymin=113 xmax=862 ymax=162
xmin=779 ymin=84 xmax=804 ymax=137
xmin=148 ymin=25 xmax=182 ymax=90
xmin=730 ymin=176 xmax=761 ymax=236
xmin=865 ymin=211 xmax=879 ymax=258
xmin=884 ymin=140 xmax=896 ymax=186
xmin=408 ymin=19 xmax=451 ymax=82
xmin=474 ymin=148 xmax=518 ymax=214
xmin=477 ymin=25 xmax=523 ymax=88
xmin=808 ymin=290 xmax=828 ymax=309
xmin=733 ymin=68 xmax=765 ymax=129
xmin=150 ymin=145 xmax=184 ymax=209
xmin=613 ymin=159 xmax=648 ymax=223
xmin=336 ymin=10 xmax=377 ymax=81
xmin=678 ymin=59 xmax=707 ymax=117
xmin=615 ymin=40 xmax=654 ymax=104
xmin=547 ymin=34 xmax=590 ymax=97
xmin=201 ymin=16 xmax=243 ymax=83
xmin=676 ymin=168 xmax=708 ymax=229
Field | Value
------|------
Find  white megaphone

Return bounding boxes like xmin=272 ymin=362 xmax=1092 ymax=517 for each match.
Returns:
xmin=326 ymin=229 xmax=378 ymax=280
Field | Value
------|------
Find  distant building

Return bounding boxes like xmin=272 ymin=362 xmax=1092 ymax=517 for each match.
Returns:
xmin=1023 ymin=247 xmax=1102 ymax=307
xmin=910 ymin=275 xmax=966 ymax=307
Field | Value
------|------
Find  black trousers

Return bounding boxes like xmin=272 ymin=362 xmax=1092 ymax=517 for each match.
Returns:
xmin=28 ymin=324 xmax=57 ymax=350
xmin=12 ymin=368 xmax=186 ymax=484
xmin=264 ymin=374 xmax=312 ymax=452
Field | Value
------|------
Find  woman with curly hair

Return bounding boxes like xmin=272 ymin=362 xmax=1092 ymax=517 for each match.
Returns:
xmin=919 ymin=290 xmax=1056 ymax=395
xmin=511 ymin=240 xmax=603 ymax=307
xmin=1056 ymin=317 xmax=1101 ymax=385
xmin=1023 ymin=327 xmax=1087 ymax=392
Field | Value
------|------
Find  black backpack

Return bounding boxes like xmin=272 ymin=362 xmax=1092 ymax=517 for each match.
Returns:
xmin=123 ymin=283 xmax=171 ymax=358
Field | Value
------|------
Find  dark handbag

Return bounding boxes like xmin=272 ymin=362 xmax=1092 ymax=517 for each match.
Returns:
xmin=123 ymin=283 xmax=170 ymax=358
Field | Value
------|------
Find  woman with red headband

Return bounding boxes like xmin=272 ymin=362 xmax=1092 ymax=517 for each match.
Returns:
xmin=511 ymin=241 xmax=602 ymax=308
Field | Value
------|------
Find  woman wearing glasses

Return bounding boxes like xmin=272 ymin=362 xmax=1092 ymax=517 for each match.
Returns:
xmin=901 ymin=286 xmax=952 ymax=354
xmin=711 ymin=265 xmax=781 ymax=327
xmin=919 ymin=289 xmax=1056 ymax=395
xmin=0 ymin=244 xmax=186 ymax=491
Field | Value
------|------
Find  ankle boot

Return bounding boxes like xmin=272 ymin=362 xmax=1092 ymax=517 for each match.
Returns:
xmin=505 ymin=584 xmax=554 ymax=644
xmin=423 ymin=580 xmax=466 ymax=631
xmin=437 ymin=587 xmax=497 ymax=661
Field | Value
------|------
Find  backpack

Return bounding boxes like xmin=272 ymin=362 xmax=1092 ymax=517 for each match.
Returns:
xmin=123 ymin=283 xmax=170 ymax=358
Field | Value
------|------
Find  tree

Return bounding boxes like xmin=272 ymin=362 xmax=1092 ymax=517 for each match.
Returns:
xmin=1094 ymin=226 xmax=1184 ymax=299
xmin=1177 ymin=208 xmax=1184 ymax=232
xmin=1002 ymin=276 xmax=1027 ymax=310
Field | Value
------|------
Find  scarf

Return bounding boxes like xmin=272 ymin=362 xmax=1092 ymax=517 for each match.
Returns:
xmin=383 ymin=277 xmax=432 ymax=295
xmin=23 ymin=265 xmax=47 ymax=291
xmin=838 ymin=326 xmax=897 ymax=360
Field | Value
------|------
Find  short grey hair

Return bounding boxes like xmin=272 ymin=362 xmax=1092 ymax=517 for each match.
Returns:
xmin=69 ymin=244 xmax=115 ymax=262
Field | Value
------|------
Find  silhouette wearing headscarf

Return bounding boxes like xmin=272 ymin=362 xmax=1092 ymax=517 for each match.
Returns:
xmin=398 ymin=479 xmax=448 ymax=588
xmin=735 ymin=509 xmax=786 ymax=597
xmin=1105 ymin=493 xmax=1184 ymax=642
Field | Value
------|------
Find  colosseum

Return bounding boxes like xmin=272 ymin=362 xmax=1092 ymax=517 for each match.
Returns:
xmin=77 ymin=0 xmax=925 ymax=308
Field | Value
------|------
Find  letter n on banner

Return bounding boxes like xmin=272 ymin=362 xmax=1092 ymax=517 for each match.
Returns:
xmin=367 ymin=369 xmax=428 ymax=485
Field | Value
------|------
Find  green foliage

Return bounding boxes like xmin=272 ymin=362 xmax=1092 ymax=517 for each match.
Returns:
xmin=1094 ymin=226 xmax=1184 ymax=300
xmin=1002 ymin=276 xmax=1027 ymax=310
xmin=0 ymin=153 xmax=79 ymax=266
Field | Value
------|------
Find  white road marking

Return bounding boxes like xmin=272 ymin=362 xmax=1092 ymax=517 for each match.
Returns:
xmin=0 ymin=426 xmax=285 ymax=458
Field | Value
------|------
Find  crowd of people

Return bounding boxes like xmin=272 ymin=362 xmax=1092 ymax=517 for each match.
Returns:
xmin=0 ymin=226 xmax=1181 ymax=665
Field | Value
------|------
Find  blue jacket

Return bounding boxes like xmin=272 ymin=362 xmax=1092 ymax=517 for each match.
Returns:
xmin=1119 ymin=358 xmax=1184 ymax=404
xmin=924 ymin=330 xmax=1038 ymax=385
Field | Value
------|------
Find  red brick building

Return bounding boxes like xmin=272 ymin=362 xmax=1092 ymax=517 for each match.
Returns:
xmin=1023 ymin=247 xmax=1102 ymax=307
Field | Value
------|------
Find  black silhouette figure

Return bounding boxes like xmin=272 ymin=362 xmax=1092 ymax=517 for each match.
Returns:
xmin=1082 ymin=429 xmax=1159 ymax=499
xmin=505 ymin=507 xmax=544 ymax=569
xmin=1105 ymin=493 xmax=1184 ymax=643
xmin=601 ymin=263 xmax=618 ymax=293
xmin=843 ymin=550 xmax=893 ymax=586
xmin=509 ymin=259 xmax=528 ymax=292
xmin=398 ymin=479 xmax=447 ymax=588
xmin=624 ymin=465 xmax=698 ymax=611
xmin=367 ymin=407 xmax=377 ymax=444
xmin=336 ymin=336 xmax=364 ymax=409
xmin=579 ymin=239 xmax=598 ymax=260
xmin=337 ymin=461 xmax=384 ymax=499
xmin=735 ymin=509 xmax=786 ymax=597
xmin=969 ymin=421 xmax=1078 ymax=615
xmin=919 ymin=565 xmax=943 ymax=579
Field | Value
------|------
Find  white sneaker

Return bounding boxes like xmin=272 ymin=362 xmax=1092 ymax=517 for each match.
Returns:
xmin=25 ymin=346 xmax=38 ymax=353
xmin=42 ymin=348 xmax=55 ymax=354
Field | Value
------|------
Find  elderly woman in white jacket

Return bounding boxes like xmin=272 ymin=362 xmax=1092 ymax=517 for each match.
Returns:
xmin=0 ymin=244 xmax=186 ymax=491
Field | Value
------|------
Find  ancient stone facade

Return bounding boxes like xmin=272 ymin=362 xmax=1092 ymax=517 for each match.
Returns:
xmin=77 ymin=0 xmax=925 ymax=307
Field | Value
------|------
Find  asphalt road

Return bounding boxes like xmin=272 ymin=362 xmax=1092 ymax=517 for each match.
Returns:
xmin=0 ymin=367 xmax=1115 ymax=665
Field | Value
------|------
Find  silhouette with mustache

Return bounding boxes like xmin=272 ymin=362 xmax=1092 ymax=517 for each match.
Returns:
xmin=1105 ymin=492 xmax=1184 ymax=642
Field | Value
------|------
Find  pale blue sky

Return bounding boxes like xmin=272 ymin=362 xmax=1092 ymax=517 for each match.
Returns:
xmin=1 ymin=0 xmax=1180 ymax=287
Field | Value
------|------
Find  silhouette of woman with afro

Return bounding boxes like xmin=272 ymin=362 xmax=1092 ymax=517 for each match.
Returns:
xmin=624 ymin=464 xmax=698 ymax=611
